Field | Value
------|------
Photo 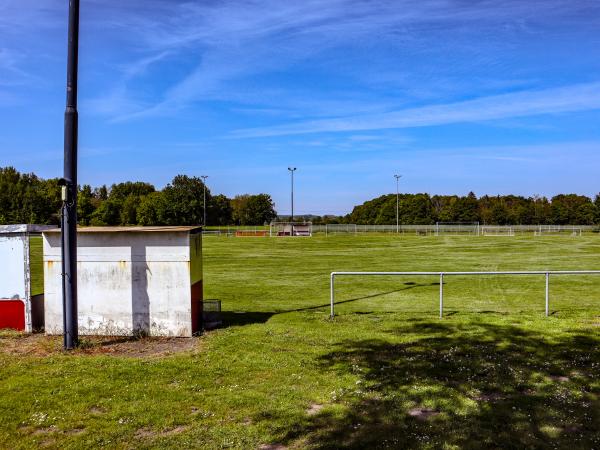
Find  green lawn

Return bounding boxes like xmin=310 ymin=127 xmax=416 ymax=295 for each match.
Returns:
xmin=1 ymin=235 xmax=598 ymax=449
xmin=29 ymin=236 xmax=44 ymax=297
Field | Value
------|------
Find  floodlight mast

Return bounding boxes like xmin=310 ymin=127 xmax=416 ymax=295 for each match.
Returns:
xmin=288 ymin=167 xmax=297 ymax=222
xmin=61 ymin=0 xmax=80 ymax=350
xmin=201 ymin=175 xmax=208 ymax=226
xmin=394 ymin=175 xmax=402 ymax=233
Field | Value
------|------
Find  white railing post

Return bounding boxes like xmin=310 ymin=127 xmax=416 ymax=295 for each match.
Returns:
xmin=330 ymin=273 xmax=335 ymax=318
xmin=439 ymin=273 xmax=444 ymax=318
xmin=545 ymin=272 xmax=550 ymax=317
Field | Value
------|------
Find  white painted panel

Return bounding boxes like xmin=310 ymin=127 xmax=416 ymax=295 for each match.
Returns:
xmin=43 ymin=230 xmax=196 ymax=337
xmin=0 ymin=236 xmax=26 ymax=299
xmin=44 ymin=232 xmax=190 ymax=262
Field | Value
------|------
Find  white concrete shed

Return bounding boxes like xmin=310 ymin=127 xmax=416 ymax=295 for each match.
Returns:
xmin=0 ymin=224 xmax=52 ymax=332
xmin=43 ymin=226 xmax=203 ymax=337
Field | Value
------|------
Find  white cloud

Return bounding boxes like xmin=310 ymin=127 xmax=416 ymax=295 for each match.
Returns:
xmin=80 ymin=0 xmax=600 ymax=121
xmin=232 ymin=82 xmax=600 ymax=137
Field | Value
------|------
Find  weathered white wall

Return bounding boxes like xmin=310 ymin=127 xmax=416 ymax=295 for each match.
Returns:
xmin=0 ymin=235 xmax=26 ymax=300
xmin=44 ymin=231 xmax=200 ymax=337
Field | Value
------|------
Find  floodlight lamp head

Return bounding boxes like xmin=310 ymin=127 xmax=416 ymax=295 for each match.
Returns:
xmin=288 ymin=167 xmax=296 ymax=172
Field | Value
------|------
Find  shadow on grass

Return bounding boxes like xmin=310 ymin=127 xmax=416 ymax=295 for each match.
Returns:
xmin=271 ymin=320 xmax=600 ymax=449
xmin=221 ymin=311 xmax=276 ymax=327
xmin=221 ymin=282 xmax=439 ymax=327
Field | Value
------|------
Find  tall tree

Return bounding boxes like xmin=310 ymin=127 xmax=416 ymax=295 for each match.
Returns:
xmin=232 ymin=194 xmax=277 ymax=225
xmin=77 ymin=185 xmax=96 ymax=225
xmin=209 ymin=194 xmax=233 ymax=226
xmin=160 ymin=175 xmax=209 ymax=225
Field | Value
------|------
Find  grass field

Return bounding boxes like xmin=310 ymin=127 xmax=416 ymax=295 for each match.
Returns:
xmin=1 ymin=235 xmax=599 ymax=449
xmin=29 ymin=236 xmax=44 ymax=297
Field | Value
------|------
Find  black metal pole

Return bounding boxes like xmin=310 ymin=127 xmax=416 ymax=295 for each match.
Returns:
xmin=62 ymin=0 xmax=80 ymax=350
xmin=288 ymin=167 xmax=296 ymax=224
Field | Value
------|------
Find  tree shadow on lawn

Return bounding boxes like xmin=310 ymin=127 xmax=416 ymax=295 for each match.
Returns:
xmin=221 ymin=282 xmax=439 ymax=327
xmin=270 ymin=320 xmax=599 ymax=449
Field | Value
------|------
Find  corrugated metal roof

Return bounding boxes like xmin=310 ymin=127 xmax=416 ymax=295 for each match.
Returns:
xmin=43 ymin=226 xmax=202 ymax=233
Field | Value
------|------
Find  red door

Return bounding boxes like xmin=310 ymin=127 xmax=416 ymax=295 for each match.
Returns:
xmin=0 ymin=300 xmax=25 ymax=331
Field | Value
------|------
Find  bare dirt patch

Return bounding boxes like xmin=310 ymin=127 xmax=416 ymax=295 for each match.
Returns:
xmin=472 ymin=392 xmax=506 ymax=402
xmin=33 ymin=426 xmax=58 ymax=436
xmin=135 ymin=425 xmax=189 ymax=440
xmin=407 ymin=408 xmax=440 ymax=421
xmin=89 ymin=406 xmax=107 ymax=415
xmin=0 ymin=332 xmax=201 ymax=358
xmin=258 ymin=445 xmax=288 ymax=450
xmin=306 ymin=404 xmax=324 ymax=416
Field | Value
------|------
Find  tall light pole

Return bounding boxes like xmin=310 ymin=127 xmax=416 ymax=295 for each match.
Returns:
xmin=201 ymin=175 xmax=208 ymax=226
xmin=61 ymin=0 xmax=80 ymax=350
xmin=288 ymin=167 xmax=297 ymax=222
xmin=394 ymin=175 xmax=402 ymax=233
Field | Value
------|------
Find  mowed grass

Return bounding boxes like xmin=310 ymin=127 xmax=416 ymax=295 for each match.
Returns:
xmin=29 ymin=236 xmax=44 ymax=297
xmin=0 ymin=235 xmax=598 ymax=449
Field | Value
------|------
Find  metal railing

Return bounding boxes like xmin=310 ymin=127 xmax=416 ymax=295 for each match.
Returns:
xmin=313 ymin=224 xmax=597 ymax=235
xmin=329 ymin=270 xmax=600 ymax=318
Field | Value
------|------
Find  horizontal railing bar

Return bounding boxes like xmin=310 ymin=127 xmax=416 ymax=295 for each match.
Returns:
xmin=332 ymin=271 xmax=600 ymax=276
xmin=330 ymin=270 xmax=600 ymax=318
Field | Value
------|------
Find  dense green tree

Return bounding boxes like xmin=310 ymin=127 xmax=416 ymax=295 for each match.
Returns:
xmin=77 ymin=185 xmax=96 ymax=226
xmin=246 ymin=194 xmax=277 ymax=225
xmin=209 ymin=194 xmax=233 ymax=226
xmin=95 ymin=185 xmax=108 ymax=200
xmin=120 ymin=195 xmax=142 ymax=225
xmin=160 ymin=175 xmax=209 ymax=225
xmin=434 ymin=196 xmax=459 ymax=223
xmin=0 ymin=167 xmax=61 ymax=224
xmin=109 ymin=182 xmax=155 ymax=200
xmin=550 ymin=194 xmax=596 ymax=225
xmin=232 ymin=194 xmax=277 ymax=225
xmin=136 ymin=192 xmax=165 ymax=226
xmin=1 ymin=166 xmax=598 ymax=227
xmin=231 ymin=195 xmax=250 ymax=225
xmin=453 ymin=192 xmax=479 ymax=223
xmin=89 ymin=199 xmax=121 ymax=226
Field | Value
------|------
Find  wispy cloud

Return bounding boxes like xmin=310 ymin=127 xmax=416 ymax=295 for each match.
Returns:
xmin=80 ymin=0 xmax=600 ymax=121
xmin=232 ymin=82 xmax=600 ymax=137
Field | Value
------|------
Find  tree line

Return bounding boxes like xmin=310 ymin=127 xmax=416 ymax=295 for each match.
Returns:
xmin=344 ymin=192 xmax=600 ymax=225
xmin=1 ymin=167 xmax=598 ymax=226
xmin=0 ymin=167 xmax=277 ymax=226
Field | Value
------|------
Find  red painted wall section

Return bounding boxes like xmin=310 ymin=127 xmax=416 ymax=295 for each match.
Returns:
xmin=0 ymin=300 xmax=25 ymax=331
xmin=190 ymin=281 xmax=203 ymax=334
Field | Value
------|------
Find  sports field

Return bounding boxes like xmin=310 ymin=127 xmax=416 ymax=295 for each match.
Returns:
xmin=1 ymin=235 xmax=599 ymax=449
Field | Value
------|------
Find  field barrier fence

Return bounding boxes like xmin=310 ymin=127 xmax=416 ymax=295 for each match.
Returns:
xmin=314 ymin=224 xmax=596 ymax=236
xmin=202 ymin=225 xmax=598 ymax=237
xmin=329 ymin=270 xmax=600 ymax=318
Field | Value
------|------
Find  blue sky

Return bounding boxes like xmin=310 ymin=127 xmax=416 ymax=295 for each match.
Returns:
xmin=1 ymin=0 xmax=599 ymax=215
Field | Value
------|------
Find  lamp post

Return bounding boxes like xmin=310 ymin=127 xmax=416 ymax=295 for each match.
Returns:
xmin=394 ymin=175 xmax=402 ymax=233
xmin=61 ymin=0 xmax=80 ymax=350
xmin=201 ymin=175 xmax=208 ymax=226
xmin=288 ymin=167 xmax=297 ymax=223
